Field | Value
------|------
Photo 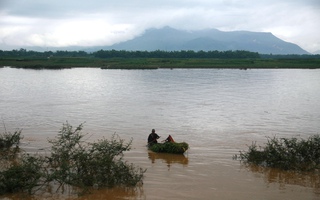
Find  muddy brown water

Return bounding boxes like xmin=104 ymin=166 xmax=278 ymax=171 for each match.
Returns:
xmin=127 ymin=140 xmax=319 ymax=200
xmin=3 ymin=139 xmax=320 ymax=200
xmin=1 ymin=68 xmax=320 ymax=199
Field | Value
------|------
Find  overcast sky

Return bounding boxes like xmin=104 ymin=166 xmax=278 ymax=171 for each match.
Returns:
xmin=0 ymin=0 xmax=319 ymax=52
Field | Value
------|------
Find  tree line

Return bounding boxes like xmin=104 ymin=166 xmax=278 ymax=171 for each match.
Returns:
xmin=93 ymin=49 xmax=260 ymax=59
xmin=1 ymin=48 xmax=319 ymax=59
xmin=0 ymin=48 xmax=260 ymax=59
xmin=0 ymin=49 xmax=88 ymax=58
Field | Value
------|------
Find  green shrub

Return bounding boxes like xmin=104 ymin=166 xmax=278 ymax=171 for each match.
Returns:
xmin=46 ymin=122 xmax=145 ymax=190
xmin=0 ymin=155 xmax=44 ymax=194
xmin=240 ymin=135 xmax=320 ymax=171
xmin=0 ymin=129 xmax=23 ymax=171
xmin=0 ymin=122 xmax=145 ymax=196
xmin=0 ymin=129 xmax=22 ymax=149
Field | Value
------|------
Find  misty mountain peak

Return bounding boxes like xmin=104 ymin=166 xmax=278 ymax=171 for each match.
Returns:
xmin=104 ymin=27 xmax=308 ymax=54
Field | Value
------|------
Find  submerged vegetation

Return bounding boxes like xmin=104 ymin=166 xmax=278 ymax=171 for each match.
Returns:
xmin=149 ymin=142 xmax=189 ymax=154
xmin=239 ymin=135 xmax=320 ymax=171
xmin=0 ymin=129 xmax=22 ymax=149
xmin=0 ymin=123 xmax=145 ymax=196
xmin=0 ymin=129 xmax=23 ymax=169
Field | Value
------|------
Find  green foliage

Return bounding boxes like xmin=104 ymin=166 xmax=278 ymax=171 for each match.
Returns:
xmin=94 ymin=49 xmax=260 ymax=59
xmin=47 ymin=123 xmax=145 ymax=189
xmin=46 ymin=122 xmax=145 ymax=189
xmin=0 ymin=129 xmax=23 ymax=164
xmin=0 ymin=127 xmax=44 ymax=195
xmin=2 ymin=57 xmax=320 ymax=69
xmin=1 ymin=48 xmax=320 ymax=69
xmin=0 ymin=155 xmax=44 ymax=195
xmin=240 ymin=135 xmax=320 ymax=171
xmin=149 ymin=142 xmax=189 ymax=154
xmin=0 ymin=48 xmax=88 ymax=58
xmin=0 ymin=129 xmax=22 ymax=149
xmin=0 ymin=122 xmax=145 ymax=196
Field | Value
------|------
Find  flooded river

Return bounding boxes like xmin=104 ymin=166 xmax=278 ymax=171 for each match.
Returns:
xmin=1 ymin=67 xmax=320 ymax=199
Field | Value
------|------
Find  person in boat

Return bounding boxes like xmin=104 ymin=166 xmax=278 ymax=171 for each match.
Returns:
xmin=165 ymin=135 xmax=175 ymax=143
xmin=148 ymin=129 xmax=160 ymax=146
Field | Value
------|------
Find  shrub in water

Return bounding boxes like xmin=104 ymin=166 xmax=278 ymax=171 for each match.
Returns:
xmin=47 ymin=122 xmax=145 ymax=189
xmin=0 ymin=154 xmax=44 ymax=194
xmin=0 ymin=122 xmax=145 ymax=195
xmin=0 ymin=128 xmax=23 ymax=180
xmin=240 ymin=135 xmax=320 ymax=171
xmin=0 ymin=129 xmax=22 ymax=149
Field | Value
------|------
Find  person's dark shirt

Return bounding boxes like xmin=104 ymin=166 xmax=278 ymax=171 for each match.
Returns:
xmin=148 ymin=133 xmax=160 ymax=145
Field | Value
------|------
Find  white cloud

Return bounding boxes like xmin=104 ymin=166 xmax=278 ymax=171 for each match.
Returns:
xmin=0 ymin=0 xmax=319 ymax=52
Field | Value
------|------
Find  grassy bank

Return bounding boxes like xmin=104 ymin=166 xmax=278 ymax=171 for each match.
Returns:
xmin=1 ymin=57 xmax=320 ymax=69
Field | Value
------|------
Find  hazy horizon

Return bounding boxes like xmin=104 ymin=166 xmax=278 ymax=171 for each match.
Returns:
xmin=1 ymin=0 xmax=319 ymax=53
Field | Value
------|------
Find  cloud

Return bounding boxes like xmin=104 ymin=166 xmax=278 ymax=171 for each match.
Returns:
xmin=0 ymin=0 xmax=319 ymax=52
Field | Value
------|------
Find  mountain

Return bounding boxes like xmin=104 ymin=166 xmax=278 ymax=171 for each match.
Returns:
xmin=97 ymin=27 xmax=309 ymax=55
xmin=1 ymin=27 xmax=309 ymax=55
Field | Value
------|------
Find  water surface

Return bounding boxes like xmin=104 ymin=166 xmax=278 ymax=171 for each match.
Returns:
xmin=1 ymin=67 xmax=320 ymax=199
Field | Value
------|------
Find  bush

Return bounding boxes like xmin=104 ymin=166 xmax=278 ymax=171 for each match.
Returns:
xmin=0 ymin=122 xmax=145 ymax=195
xmin=0 ymin=129 xmax=22 ymax=149
xmin=47 ymin=123 xmax=145 ymax=189
xmin=0 ymin=129 xmax=23 ymax=172
xmin=0 ymin=155 xmax=44 ymax=194
xmin=239 ymin=135 xmax=320 ymax=171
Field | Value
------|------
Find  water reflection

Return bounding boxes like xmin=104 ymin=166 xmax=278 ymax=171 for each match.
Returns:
xmin=148 ymin=152 xmax=189 ymax=169
xmin=244 ymin=164 xmax=320 ymax=196
xmin=75 ymin=186 xmax=145 ymax=200
xmin=1 ymin=184 xmax=145 ymax=200
xmin=1 ymin=68 xmax=320 ymax=199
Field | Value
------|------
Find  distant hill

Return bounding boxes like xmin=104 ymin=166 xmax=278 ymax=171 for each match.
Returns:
xmin=1 ymin=27 xmax=310 ymax=55
xmin=93 ymin=27 xmax=309 ymax=55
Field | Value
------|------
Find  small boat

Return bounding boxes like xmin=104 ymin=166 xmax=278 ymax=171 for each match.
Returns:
xmin=148 ymin=135 xmax=189 ymax=154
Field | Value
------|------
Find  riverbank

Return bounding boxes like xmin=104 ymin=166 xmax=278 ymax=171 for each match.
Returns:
xmin=1 ymin=57 xmax=320 ymax=69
